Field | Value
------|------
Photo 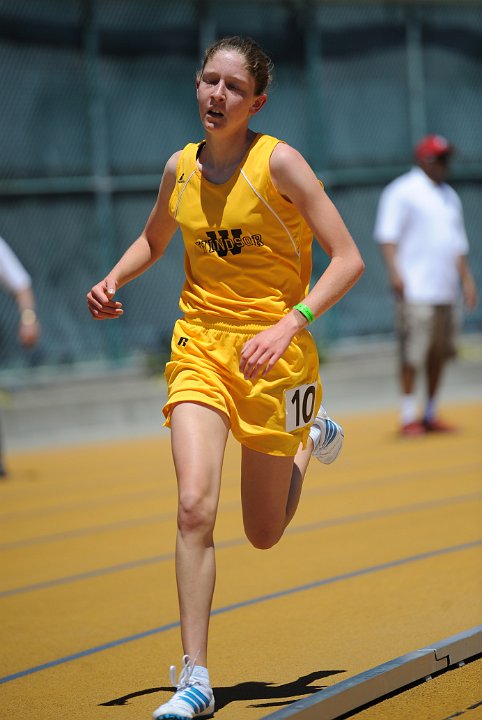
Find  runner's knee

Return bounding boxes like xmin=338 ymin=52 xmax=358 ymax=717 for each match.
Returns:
xmin=244 ymin=522 xmax=284 ymax=550
xmin=177 ymin=491 xmax=217 ymax=536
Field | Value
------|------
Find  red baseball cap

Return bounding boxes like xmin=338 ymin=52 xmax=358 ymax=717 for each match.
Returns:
xmin=415 ymin=134 xmax=454 ymax=161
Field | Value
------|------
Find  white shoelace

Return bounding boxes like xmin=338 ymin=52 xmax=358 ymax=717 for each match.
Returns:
xmin=169 ymin=653 xmax=199 ymax=690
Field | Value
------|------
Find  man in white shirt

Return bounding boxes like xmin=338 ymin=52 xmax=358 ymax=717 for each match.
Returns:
xmin=0 ymin=235 xmax=41 ymax=475
xmin=374 ymin=135 xmax=477 ymax=436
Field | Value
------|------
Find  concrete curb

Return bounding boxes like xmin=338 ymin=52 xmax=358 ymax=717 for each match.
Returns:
xmin=261 ymin=625 xmax=482 ymax=720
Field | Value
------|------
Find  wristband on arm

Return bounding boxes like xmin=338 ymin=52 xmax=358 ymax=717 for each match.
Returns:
xmin=293 ymin=303 xmax=315 ymax=324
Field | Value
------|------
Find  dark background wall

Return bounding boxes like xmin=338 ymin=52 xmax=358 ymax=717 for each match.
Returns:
xmin=1 ymin=0 xmax=481 ymax=371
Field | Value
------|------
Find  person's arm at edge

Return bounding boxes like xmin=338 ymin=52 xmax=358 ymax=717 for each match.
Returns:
xmin=458 ymin=254 xmax=478 ymax=311
xmin=379 ymin=242 xmax=404 ymax=300
xmin=87 ymin=151 xmax=180 ymax=319
xmin=16 ymin=284 xmax=40 ymax=346
xmin=0 ymin=237 xmax=41 ymax=346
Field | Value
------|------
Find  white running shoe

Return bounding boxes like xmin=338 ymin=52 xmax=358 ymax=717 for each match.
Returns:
xmin=152 ymin=655 xmax=214 ymax=720
xmin=310 ymin=405 xmax=344 ymax=464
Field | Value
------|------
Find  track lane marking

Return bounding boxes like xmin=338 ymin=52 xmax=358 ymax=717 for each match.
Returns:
xmin=1 ymin=491 xmax=482 ymax=597
xmin=1 ymin=538 xmax=481 ymax=686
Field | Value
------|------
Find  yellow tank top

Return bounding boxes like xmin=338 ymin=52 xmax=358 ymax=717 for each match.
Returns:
xmin=169 ymin=133 xmax=313 ymax=323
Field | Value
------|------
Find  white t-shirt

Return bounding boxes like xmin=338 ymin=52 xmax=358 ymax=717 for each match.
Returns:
xmin=0 ymin=236 xmax=31 ymax=293
xmin=374 ymin=167 xmax=469 ymax=304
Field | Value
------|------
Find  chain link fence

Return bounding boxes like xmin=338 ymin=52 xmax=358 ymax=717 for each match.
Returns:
xmin=0 ymin=0 xmax=481 ymax=372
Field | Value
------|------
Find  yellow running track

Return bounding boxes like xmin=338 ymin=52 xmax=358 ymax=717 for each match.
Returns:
xmin=1 ymin=403 xmax=481 ymax=720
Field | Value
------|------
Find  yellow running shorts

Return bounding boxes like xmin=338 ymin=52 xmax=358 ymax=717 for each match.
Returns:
xmin=163 ymin=315 xmax=322 ymax=456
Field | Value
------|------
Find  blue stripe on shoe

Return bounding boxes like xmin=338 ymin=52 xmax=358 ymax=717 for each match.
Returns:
xmin=322 ymin=420 xmax=337 ymax=447
xmin=183 ymin=687 xmax=211 ymax=714
xmin=188 ymin=686 xmax=210 ymax=708
xmin=179 ymin=691 xmax=200 ymax=713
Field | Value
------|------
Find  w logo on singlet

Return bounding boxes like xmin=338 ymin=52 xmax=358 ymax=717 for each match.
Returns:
xmin=196 ymin=229 xmax=264 ymax=257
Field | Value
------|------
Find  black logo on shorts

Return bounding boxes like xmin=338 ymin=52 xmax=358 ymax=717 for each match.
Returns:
xmin=195 ymin=229 xmax=264 ymax=257
xmin=177 ymin=336 xmax=189 ymax=347
xmin=178 ymin=173 xmax=185 ymax=183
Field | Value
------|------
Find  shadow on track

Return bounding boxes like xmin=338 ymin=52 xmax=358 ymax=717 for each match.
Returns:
xmin=99 ymin=668 xmax=345 ymax=712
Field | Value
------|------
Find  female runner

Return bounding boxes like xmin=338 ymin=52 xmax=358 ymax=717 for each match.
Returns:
xmin=87 ymin=36 xmax=364 ymax=720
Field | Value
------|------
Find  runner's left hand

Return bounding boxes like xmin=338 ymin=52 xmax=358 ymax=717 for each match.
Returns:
xmin=240 ymin=312 xmax=306 ymax=380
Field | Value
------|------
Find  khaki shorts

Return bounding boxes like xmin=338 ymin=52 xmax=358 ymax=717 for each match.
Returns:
xmin=163 ymin=315 xmax=322 ymax=456
xmin=397 ymin=302 xmax=457 ymax=368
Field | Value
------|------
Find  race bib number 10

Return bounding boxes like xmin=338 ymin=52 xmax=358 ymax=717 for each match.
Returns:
xmin=285 ymin=382 xmax=317 ymax=432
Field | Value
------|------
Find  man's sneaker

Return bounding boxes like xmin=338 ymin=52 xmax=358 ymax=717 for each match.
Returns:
xmin=153 ymin=655 xmax=214 ymax=720
xmin=423 ymin=417 xmax=457 ymax=433
xmin=310 ymin=405 xmax=344 ymax=464
xmin=400 ymin=420 xmax=426 ymax=437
